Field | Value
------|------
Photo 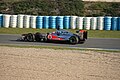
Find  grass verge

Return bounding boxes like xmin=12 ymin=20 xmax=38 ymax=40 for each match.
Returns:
xmin=0 ymin=28 xmax=120 ymax=38
xmin=0 ymin=44 xmax=120 ymax=53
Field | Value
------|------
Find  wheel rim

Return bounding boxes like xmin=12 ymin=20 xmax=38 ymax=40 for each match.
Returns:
xmin=70 ymin=38 xmax=75 ymax=43
xmin=69 ymin=36 xmax=77 ymax=44
xmin=27 ymin=34 xmax=34 ymax=41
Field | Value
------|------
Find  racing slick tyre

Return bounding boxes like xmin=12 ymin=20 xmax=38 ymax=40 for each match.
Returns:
xmin=26 ymin=33 xmax=35 ymax=42
xmin=35 ymin=32 xmax=47 ymax=42
xmin=69 ymin=36 xmax=79 ymax=44
xmin=35 ymin=32 xmax=41 ymax=42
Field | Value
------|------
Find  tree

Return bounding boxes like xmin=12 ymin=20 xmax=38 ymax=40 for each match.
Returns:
xmin=57 ymin=0 xmax=84 ymax=16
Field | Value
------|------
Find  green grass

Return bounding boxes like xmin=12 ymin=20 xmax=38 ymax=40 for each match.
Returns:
xmin=0 ymin=28 xmax=56 ymax=34
xmin=88 ymin=30 xmax=120 ymax=38
xmin=0 ymin=28 xmax=120 ymax=38
xmin=0 ymin=44 xmax=120 ymax=53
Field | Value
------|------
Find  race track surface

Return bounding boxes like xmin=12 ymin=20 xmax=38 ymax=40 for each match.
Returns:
xmin=0 ymin=34 xmax=120 ymax=50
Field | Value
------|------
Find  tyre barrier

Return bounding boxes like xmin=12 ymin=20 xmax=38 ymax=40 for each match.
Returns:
xmin=83 ymin=17 xmax=91 ymax=30
xmin=10 ymin=15 xmax=17 ymax=28
xmin=63 ymin=16 xmax=70 ymax=29
xmin=104 ymin=16 xmax=112 ymax=30
xmin=0 ymin=14 xmax=3 ymax=28
xmin=70 ymin=16 xmax=77 ymax=29
xmin=30 ymin=16 xmax=37 ymax=28
xmin=117 ymin=17 xmax=120 ymax=30
xmin=3 ymin=14 xmax=11 ymax=28
xmin=0 ymin=14 xmax=120 ymax=30
xmin=36 ymin=16 xmax=43 ymax=29
xmin=111 ymin=17 xmax=118 ymax=30
xmin=76 ymin=17 xmax=84 ymax=29
xmin=90 ymin=17 xmax=97 ymax=30
xmin=97 ymin=17 xmax=104 ymax=30
xmin=17 ymin=14 xmax=24 ymax=28
xmin=56 ymin=16 xmax=64 ymax=29
xmin=23 ymin=15 xmax=30 ymax=28
xmin=49 ymin=16 xmax=57 ymax=29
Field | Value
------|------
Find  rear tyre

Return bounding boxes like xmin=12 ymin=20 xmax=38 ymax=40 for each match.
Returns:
xmin=35 ymin=32 xmax=41 ymax=42
xmin=26 ymin=33 xmax=35 ymax=42
xmin=35 ymin=32 xmax=47 ymax=42
xmin=69 ymin=36 xmax=79 ymax=44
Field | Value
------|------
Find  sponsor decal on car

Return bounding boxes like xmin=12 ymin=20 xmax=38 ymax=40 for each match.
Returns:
xmin=48 ymin=34 xmax=63 ymax=40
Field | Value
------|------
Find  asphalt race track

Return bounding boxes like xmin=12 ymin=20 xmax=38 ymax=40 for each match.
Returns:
xmin=0 ymin=34 xmax=120 ymax=50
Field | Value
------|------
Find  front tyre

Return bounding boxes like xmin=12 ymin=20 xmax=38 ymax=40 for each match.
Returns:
xmin=69 ymin=36 xmax=79 ymax=44
xmin=26 ymin=33 xmax=35 ymax=42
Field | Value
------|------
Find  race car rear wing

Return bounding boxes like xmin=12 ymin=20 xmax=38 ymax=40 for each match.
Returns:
xmin=76 ymin=30 xmax=87 ymax=39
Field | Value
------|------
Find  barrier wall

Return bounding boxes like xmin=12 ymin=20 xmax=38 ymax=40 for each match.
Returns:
xmin=76 ymin=17 xmax=84 ymax=29
xmin=70 ymin=16 xmax=77 ymax=29
xmin=117 ymin=17 xmax=120 ymax=30
xmin=56 ymin=16 xmax=64 ymax=29
xmin=83 ymin=17 xmax=92 ymax=30
xmin=111 ymin=17 xmax=118 ymax=30
xmin=36 ymin=16 xmax=43 ymax=29
xmin=90 ymin=17 xmax=97 ymax=30
xmin=104 ymin=16 xmax=112 ymax=30
xmin=43 ymin=16 xmax=49 ymax=29
xmin=23 ymin=15 xmax=30 ymax=28
xmin=97 ymin=17 xmax=104 ymax=30
xmin=10 ymin=15 xmax=17 ymax=28
xmin=17 ymin=15 xmax=24 ymax=28
xmin=0 ymin=14 xmax=3 ymax=27
xmin=63 ymin=16 xmax=70 ymax=29
xmin=0 ymin=14 xmax=120 ymax=30
xmin=30 ymin=16 xmax=37 ymax=28
xmin=49 ymin=16 xmax=57 ymax=29
xmin=3 ymin=14 xmax=11 ymax=28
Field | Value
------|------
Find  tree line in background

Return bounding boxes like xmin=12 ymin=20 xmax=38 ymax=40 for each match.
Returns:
xmin=0 ymin=0 xmax=120 ymax=16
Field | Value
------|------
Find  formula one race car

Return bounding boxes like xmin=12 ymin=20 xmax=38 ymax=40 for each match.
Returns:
xmin=18 ymin=29 xmax=87 ymax=44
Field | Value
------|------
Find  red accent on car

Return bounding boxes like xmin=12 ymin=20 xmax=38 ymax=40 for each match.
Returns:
xmin=48 ymin=34 xmax=63 ymax=40
xmin=48 ymin=34 xmax=52 ymax=39
xmin=80 ymin=30 xmax=85 ymax=32
xmin=51 ymin=35 xmax=58 ymax=38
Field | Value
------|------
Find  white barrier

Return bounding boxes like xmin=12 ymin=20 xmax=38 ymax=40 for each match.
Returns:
xmin=30 ymin=16 xmax=37 ymax=28
xmin=90 ymin=17 xmax=97 ymax=30
xmin=76 ymin=17 xmax=84 ymax=29
xmin=70 ymin=16 xmax=77 ymax=29
xmin=17 ymin=14 xmax=24 ymax=28
xmin=3 ymin=14 xmax=11 ymax=28
xmin=23 ymin=15 xmax=30 ymax=28
xmin=10 ymin=15 xmax=17 ymax=28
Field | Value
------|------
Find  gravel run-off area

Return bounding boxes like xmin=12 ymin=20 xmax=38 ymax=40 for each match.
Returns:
xmin=0 ymin=46 xmax=120 ymax=80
